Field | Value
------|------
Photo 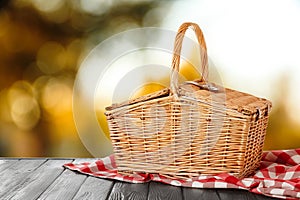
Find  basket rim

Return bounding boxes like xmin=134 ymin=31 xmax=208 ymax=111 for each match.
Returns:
xmin=104 ymin=80 xmax=272 ymax=118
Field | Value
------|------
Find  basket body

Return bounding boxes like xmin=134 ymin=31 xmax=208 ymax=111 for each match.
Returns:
xmin=105 ymin=83 xmax=271 ymax=179
xmin=105 ymin=22 xmax=272 ymax=179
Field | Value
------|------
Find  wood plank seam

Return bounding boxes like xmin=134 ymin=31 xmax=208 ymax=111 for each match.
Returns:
xmin=145 ymin=181 xmax=150 ymax=199
xmin=0 ymin=159 xmax=20 ymax=174
xmin=34 ymin=168 xmax=69 ymax=199
xmin=9 ymin=159 xmax=60 ymax=199
xmin=67 ymin=175 xmax=89 ymax=200
xmin=0 ymin=159 xmax=48 ymax=199
xmin=215 ymin=190 xmax=222 ymax=200
xmin=35 ymin=159 xmax=76 ymax=200
xmin=104 ymin=181 xmax=116 ymax=200
xmin=5 ymin=159 xmax=73 ymax=200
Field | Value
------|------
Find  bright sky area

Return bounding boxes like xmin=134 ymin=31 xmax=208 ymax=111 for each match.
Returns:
xmin=162 ymin=0 xmax=300 ymax=123
xmin=86 ymin=0 xmax=300 ymax=124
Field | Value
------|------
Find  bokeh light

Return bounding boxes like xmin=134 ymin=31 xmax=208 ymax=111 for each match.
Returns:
xmin=31 ymin=0 xmax=64 ymax=13
xmin=8 ymin=81 xmax=40 ymax=131
xmin=80 ymin=0 xmax=112 ymax=16
xmin=37 ymin=42 xmax=67 ymax=74
xmin=41 ymin=77 xmax=73 ymax=115
xmin=0 ymin=0 xmax=166 ymax=157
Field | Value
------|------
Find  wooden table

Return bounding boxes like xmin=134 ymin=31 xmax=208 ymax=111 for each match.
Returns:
xmin=0 ymin=158 xmax=278 ymax=200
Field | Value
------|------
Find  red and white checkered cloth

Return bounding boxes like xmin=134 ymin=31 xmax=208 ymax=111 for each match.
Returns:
xmin=64 ymin=148 xmax=300 ymax=199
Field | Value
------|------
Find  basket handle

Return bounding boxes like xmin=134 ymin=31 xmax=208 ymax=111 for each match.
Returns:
xmin=170 ymin=22 xmax=208 ymax=97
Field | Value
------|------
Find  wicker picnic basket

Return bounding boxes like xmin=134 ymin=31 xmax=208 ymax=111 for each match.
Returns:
xmin=105 ymin=22 xmax=272 ymax=179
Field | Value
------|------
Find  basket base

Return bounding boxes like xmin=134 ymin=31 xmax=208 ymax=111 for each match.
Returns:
xmin=116 ymin=168 xmax=252 ymax=180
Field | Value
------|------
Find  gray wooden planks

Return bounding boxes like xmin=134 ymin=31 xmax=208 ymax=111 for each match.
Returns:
xmin=254 ymin=194 xmax=279 ymax=200
xmin=0 ymin=159 xmax=19 ymax=173
xmin=0 ymin=159 xmax=283 ymax=200
xmin=108 ymin=181 xmax=149 ymax=200
xmin=217 ymin=189 xmax=260 ymax=200
xmin=37 ymin=169 xmax=87 ymax=200
xmin=183 ymin=187 xmax=220 ymax=200
xmin=73 ymin=176 xmax=114 ymax=200
xmin=183 ymin=187 xmax=278 ymax=200
xmin=4 ymin=159 xmax=72 ymax=200
xmin=0 ymin=159 xmax=44 ymax=177
xmin=0 ymin=159 xmax=46 ymax=199
xmin=148 ymin=182 xmax=183 ymax=200
xmin=36 ymin=158 xmax=99 ymax=200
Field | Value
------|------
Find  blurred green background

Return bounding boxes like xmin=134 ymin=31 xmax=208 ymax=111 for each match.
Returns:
xmin=0 ymin=0 xmax=299 ymax=157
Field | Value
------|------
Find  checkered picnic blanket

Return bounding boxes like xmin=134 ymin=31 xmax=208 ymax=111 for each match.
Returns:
xmin=64 ymin=148 xmax=300 ymax=199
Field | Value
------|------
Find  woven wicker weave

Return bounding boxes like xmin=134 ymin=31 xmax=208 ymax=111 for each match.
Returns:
xmin=105 ymin=22 xmax=272 ymax=179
